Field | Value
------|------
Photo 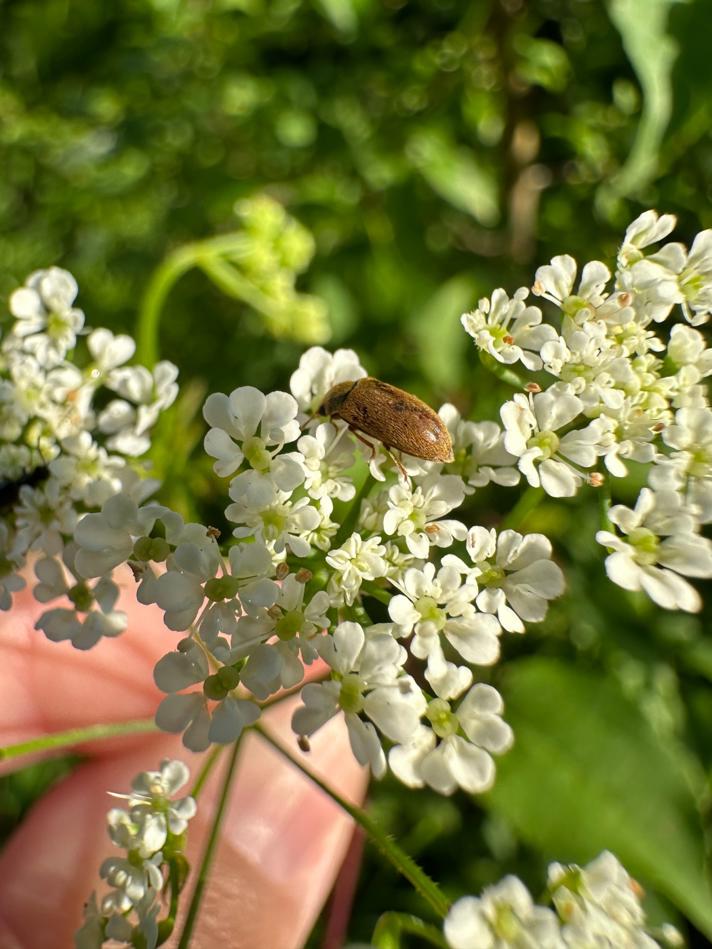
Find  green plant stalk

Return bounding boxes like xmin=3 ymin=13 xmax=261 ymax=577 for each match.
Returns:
xmin=137 ymin=245 xmax=198 ymax=366
xmin=190 ymin=745 xmax=224 ymax=799
xmin=255 ymin=723 xmax=451 ymax=920
xmin=136 ymin=234 xmax=252 ymax=365
xmin=372 ymin=912 xmax=449 ymax=949
xmin=176 ymin=734 xmax=243 ymax=949
xmin=0 ymin=718 xmax=157 ymax=761
xmin=478 ymin=350 xmax=526 ymax=388
xmin=501 ymin=485 xmax=544 ymax=530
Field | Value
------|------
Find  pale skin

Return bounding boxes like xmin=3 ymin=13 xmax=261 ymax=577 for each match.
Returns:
xmin=0 ymin=566 xmax=367 ymax=949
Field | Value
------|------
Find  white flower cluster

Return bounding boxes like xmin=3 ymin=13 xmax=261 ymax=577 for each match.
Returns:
xmin=69 ymin=344 xmax=565 ymax=795
xmin=0 ymin=267 xmax=177 ymax=645
xmin=462 ymin=210 xmax=712 ymax=612
xmin=444 ymin=850 xmax=682 ymax=949
xmin=76 ymin=759 xmax=197 ymax=949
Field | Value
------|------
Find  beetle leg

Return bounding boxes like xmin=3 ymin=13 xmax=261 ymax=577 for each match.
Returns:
xmin=349 ymin=426 xmax=378 ymax=458
xmin=348 ymin=427 xmax=409 ymax=481
xmin=385 ymin=447 xmax=409 ymax=481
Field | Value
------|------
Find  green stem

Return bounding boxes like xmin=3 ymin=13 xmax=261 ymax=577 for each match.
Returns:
xmin=136 ymin=235 xmax=252 ymax=365
xmin=372 ymin=912 xmax=449 ymax=949
xmin=502 ymin=485 xmax=544 ymax=530
xmin=136 ymin=245 xmax=197 ymax=366
xmin=478 ymin=351 xmax=527 ymax=388
xmin=176 ymin=735 xmax=243 ymax=949
xmin=255 ymin=724 xmax=451 ymax=920
xmin=190 ymin=745 xmax=224 ymax=799
xmin=0 ymin=718 xmax=157 ymax=761
xmin=599 ymin=480 xmax=613 ymax=532
xmin=333 ymin=468 xmax=373 ymax=548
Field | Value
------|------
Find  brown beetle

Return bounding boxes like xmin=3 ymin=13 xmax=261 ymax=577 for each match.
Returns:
xmin=317 ymin=377 xmax=453 ymax=477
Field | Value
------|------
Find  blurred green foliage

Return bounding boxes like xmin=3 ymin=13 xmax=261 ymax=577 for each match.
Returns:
xmin=2 ymin=0 xmax=712 ymax=944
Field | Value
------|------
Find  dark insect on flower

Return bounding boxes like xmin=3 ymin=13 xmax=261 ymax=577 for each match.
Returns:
xmin=317 ymin=377 xmax=453 ymax=477
xmin=0 ymin=465 xmax=50 ymax=509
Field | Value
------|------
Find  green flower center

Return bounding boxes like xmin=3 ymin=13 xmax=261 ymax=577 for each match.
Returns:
xmin=276 ymin=609 xmax=304 ymax=640
xmin=415 ymin=595 xmax=446 ymax=629
xmin=243 ymin=435 xmax=272 ymax=472
xmin=261 ymin=508 xmax=286 ymax=537
xmin=530 ymin=429 xmax=560 ymax=459
xmin=204 ymin=576 xmax=241 ymax=601
xmin=492 ymin=902 xmax=522 ymax=940
xmin=628 ymin=526 xmax=659 ymax=565
xmin=561 ymin=294 xmax=589 ymax=318
xmin=488 ymin=324 xmax=512 ymax=348
xmin=338 ymin=673 xmax=364 ymax=714
xmin=478 ymin=564 xmax=505 ymax=587
xmin=426 ymin=698 xmax=458 ymax=738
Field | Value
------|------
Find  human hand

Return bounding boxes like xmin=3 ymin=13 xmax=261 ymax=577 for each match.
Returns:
xmin=0 ymin=566 xmax=367 ymax=948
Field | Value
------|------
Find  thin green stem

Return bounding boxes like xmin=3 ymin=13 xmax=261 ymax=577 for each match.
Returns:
xmin=0 ymin=718 xmax=157 ymax=761
xmin=190 ymin=746 xmax=224 ymax=799
xmin=176 ymin=735 xmax=243 ymax=949
xmin=372 ymin=912 xmax=449 ymax=949
xmin=255 ymin=724 xmax=451 ymax=920
xmin=502 ymin=485 xmax=544 ymax=530
xmin=333 ymin=468 xmax=373 ymax=548
xmin=599 ymin=480 xmax=613 ymax=532
xmin=136 ymin=234 xmax=252 ymax=365
xmin=136 ymin=245 xmax=197 ymax=366
xmin=478 ymin=351 xmax=526 ymax=388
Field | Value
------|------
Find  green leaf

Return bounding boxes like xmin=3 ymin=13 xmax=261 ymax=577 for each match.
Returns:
xmin=600 ymin=0 xmax=680 ymax=203
xmin=484 ymin=657 xmax=712 ymax=937
xmin=407 ymin=128 xmax=499 ymax=226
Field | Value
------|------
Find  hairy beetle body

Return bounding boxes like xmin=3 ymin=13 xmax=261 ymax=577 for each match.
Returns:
xmin=317 ymin=377 xmax=454 ymax=465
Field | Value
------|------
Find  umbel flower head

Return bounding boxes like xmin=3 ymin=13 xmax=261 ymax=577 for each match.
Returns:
xmin=9 ymin=208 xmax=712 ymax=802
xmin=76 ymin=759 xmax=197 ymax=949
xmin=443 ymin=850 xmax=681 ymax=948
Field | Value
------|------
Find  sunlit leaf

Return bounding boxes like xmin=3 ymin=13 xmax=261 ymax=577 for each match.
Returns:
xmin=485 ymin=657 xmax=712 ymax=937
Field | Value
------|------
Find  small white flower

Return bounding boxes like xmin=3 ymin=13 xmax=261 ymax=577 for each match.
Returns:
xmin=326 ymin=532 xmax=389 ymax=606
xmin=389 ymin=683 xmax=513 ymax=795
xmin=49 ymin=432 xmax=126 ymax=506
xmin=461 ymin=287 xmax=557 ymax=371
xmin=389 ymin=562 xmax=500 ymax=667
xmin=292 ymin=622 xmax=426 ymax=776
xmin=148 ymin=537 xmax=221 ymax=630
xmin=618 ymin=210 xmax=677 ymax=266
xmin=445 ymin=877 xmax=565 ymax=949
xmin=13 ymin=478 xmax=78 ymax=556
xmin=297 ymin=421 xmax=356 ymax=501
xmin=227 ymin=486 xmax=322 ymax=558
xmin=383 ymin=473 xmax=467 ymax=558
xmin=596 ymin=487 xmax=712 ymax=612
xmin=533 ymin=253 xmax=611 ymax=322
xmin=155 ymin=692 xmax=212 ymax=752
xmin=439 ymin=405 xmax=520 ymax=489
xmin=549 ymin=851 xmax=657 ymax=948
xmin=87 ymin=327 xmax=136 ymax=372
xmin=74 ymin=494 xmax=164 ymax=578
xmin=446 ymin=527 xmax=565 ymax=633
xmin=289 ymin=346 xmax=367 ymax=413
xmin=666 ymin=324 xmax=712 ymax=382
xmin=648 ymin=406 xmax=712 ymax=522
xmin=501 ymin=385 xmax=603 ymax=497
xmin=203 ymin=386 xmax=301 ymax=478
xmin=9 ymin=267 xmax=84 ymax=366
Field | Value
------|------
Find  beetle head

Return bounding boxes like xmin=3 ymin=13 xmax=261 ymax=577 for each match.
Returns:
xmin=316 ymin=380 xmax=359 ymax=417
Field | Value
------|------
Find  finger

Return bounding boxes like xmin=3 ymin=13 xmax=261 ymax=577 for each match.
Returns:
xmin=0 ymin=699 xmax=367 ymax=949
xmin=0 ymin=564 xmax=328 ymax=768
